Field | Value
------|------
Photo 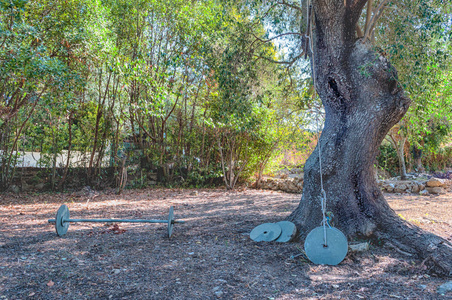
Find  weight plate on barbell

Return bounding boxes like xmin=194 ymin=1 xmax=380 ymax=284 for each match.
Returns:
xmin=275 ymin=221 xmax=297 ymax=243
xmin=250 ymin=223 xmax=282 ymax=242
xmin=55 ymin=205 xmax=70 ymax=237
xmin=304 ymin=226 xmax=348 ymax=265
xmin=168 ymin=206 xmax=174 ymax=238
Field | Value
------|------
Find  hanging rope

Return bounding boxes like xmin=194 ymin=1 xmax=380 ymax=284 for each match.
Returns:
xmin=307 ymin=0 xmax=328 ymax=247
xmin=316 ymin=113 xmax=328 ymax=247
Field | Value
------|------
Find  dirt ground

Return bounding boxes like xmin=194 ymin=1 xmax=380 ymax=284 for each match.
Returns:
xmin=0 ymin=188 xmax=451 ymax=300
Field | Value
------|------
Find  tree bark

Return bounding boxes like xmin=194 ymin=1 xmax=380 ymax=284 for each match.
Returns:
xmin=288 ymin=0 xmax=452 ymax=276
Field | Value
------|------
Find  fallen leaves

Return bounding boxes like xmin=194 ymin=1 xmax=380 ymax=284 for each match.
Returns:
xmin=109 ymin=224 xmax=126 ymax=234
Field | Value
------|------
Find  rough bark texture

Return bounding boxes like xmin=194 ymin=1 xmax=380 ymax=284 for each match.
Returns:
xmin=288 ymin=0 xmax=452 ymax=276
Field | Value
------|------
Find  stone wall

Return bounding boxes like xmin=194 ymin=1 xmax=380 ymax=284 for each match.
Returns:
xmin=258 ymin=176 xmax=303 ymax=194
xmin=257 ymin=173 xmax=452 ymax=195
xmin=379 ymin=177 xmax=452 ymax=195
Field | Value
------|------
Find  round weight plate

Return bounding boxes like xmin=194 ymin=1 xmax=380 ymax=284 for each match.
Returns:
xmin=55 ymin=205 xmax=70 ymax=236
xmin=250 ymin=223 xmax=282 ymax=242
xmin=168 ymin=206 xmax=174 ymax=238
xmin=275 ymin=221 xmax=297 ymax=243
xmin=304 ymin=226 xmax=348 ymax=265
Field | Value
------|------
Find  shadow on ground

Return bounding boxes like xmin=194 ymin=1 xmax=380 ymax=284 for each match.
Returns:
xmin=0 ymin=188 xmax=450 ymax=299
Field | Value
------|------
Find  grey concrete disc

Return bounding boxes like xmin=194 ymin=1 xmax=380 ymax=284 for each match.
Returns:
xmin=304 ymin=226 xmax=348 ymax=265
xmin=55 ymin=205 xmax=70 ymax=236
xmin=250 ymin=223 xmax=282 ymax=242
xmin=168 ymin=206 xmax=174 ymax=238
xmin=275 ymin=221 xmax=297 ymax=243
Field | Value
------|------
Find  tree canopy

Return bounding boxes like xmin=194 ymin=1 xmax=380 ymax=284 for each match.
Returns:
xmin=0 ymin=0 xmax=307 ymax=190
xmin=1 ymin=0 xmax=451 ymax=189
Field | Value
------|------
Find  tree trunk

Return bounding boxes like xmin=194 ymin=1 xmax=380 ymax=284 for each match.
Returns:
xmin=412 ymin=146 xmax=424 ymax=172
xmin=397 ymin=136 xmax=408 ymax=180
xmin=58 ymin=111 xmax=73 ymax=191
xmin=288 ymin=0 xmax=452 ymax=276
xmin=387 ymin=131 xmax=408 ymax=180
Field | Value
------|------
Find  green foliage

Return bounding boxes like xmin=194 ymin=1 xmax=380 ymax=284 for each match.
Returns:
xmin=422 ymin=146 xmax=452 ymax=172
xmin=5 ymin=0 xmax=452 ymax=191
xmin=362 ymin=0 xmax=452 ymax=176
xmin=376 ymin=142 xmax=400 ymax=177
xmin=377 ymin=0 xmax=452 ymax=150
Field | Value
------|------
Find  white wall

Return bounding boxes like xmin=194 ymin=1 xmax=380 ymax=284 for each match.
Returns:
xmin=0 ymin=150 xmax=110 ymax=168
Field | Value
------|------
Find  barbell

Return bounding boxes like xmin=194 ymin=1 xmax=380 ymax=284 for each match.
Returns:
xmin=48 ymin=205 xmax=185 ymax=238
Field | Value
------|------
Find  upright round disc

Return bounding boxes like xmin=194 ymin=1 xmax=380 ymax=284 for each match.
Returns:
xmin=304 ymin=226 xmax=348 ymax=265
xmin=275 ymin=221 xmax=297 ymax=243
xmin=168 ymin=206 xmax=174 ymax=238
xmin=250 ymin=223 xmax=282 ymax=242
xmin=55 ymin=205 xmax=70 ymax=236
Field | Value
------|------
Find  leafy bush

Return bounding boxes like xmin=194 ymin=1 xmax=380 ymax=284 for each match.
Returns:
xmin=376 ymin=143 xmax=399 ymax=177
xmin=422 ymin=146 xmax=452 ymax=172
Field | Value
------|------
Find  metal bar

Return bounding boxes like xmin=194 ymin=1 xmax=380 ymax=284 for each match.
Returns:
xmin=48 ymin=219 xmax=185 ymax=224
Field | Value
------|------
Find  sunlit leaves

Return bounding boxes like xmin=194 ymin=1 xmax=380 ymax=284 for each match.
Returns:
xmin=1 ymin=0 xmax=312 ymax=189
xmin=371 ymin=0 xmax=452 ymax=154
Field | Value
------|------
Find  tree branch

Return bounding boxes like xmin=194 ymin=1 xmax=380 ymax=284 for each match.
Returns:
xmin=385 ymin=133 xmax=398 ymax=151
xmin=251 ymin=2 xmax=279 ymax=27
xmin=277 ymin=0 xmax=302 ymax=13
xmin=356 ymin=24 xmax=364 ymax=38
xmin=367 ymin=2 xmax=388 ymax=39
xmin=364 ymin=0 xmax=390 ymax=41
xmin=254 ymin=51 xmax=305 ymax=66
xmin=250 ymin=32 xmax=303 ymax=51
xmin=252 ymin=32 xmax=303 ymax=45
xmin=134 ymin=114 xmax=157 ymax=142
xmin=364 ymin=0 xmax=373 ymax=34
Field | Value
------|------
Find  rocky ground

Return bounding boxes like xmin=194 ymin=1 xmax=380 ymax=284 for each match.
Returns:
xmin=0 ymin=188 xmax=451 ymax=299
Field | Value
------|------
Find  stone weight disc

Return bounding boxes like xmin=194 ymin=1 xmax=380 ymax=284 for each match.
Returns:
xmin=55 ymin=205 xmax=70 ymax=237
xmin=304 ymin=226 xmax=348 ymax=265
xmin=250 ymin=223 xmax=282 ymax=242
xmin=168 ymin=206 xmax=174 ymax=238
xmin=275 ymin=221 xmax=297 ymax=243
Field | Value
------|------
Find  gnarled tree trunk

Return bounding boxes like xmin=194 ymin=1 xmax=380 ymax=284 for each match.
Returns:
xmin=288 ymin=0 xmax=452 ymax=276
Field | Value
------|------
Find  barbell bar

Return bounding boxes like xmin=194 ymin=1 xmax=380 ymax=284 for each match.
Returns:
xmin=48 ymin=205 xmax=185 ymax=238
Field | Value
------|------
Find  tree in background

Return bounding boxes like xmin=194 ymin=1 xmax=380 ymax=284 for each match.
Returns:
xmin=376 ymin=0 xmax=452 ymax=176
xmin=269 ymin=0 xmax=452 ymax=275
xmin=0 ymin=0 xmax=307 ymax=190
xmin=0 ymin=0 xmax=84 ymax=188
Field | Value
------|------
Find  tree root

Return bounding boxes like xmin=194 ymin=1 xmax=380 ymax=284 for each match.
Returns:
xmin=384 ymin=241 xmax=414 ymax=257
xmin=375 ymin=216 xmax=452 ymax=277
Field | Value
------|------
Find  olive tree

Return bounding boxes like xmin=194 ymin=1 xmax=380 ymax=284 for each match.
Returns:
xmin=280 ymin=0 xmax=452 ymax=275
